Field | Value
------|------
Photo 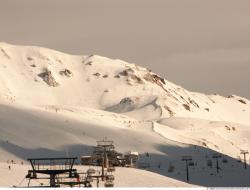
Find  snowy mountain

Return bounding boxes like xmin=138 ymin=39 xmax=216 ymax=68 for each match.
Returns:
xmin=0 ymin=42 xmax=250 ymax=187
xmin=1 ymin=42 xmax=249 ymax=123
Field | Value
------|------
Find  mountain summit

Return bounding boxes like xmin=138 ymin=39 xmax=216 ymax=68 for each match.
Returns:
xmin=0 ymin=42 xmax=249 ymax=124
xmin=1 ymin=43 xmax=250 ymax=187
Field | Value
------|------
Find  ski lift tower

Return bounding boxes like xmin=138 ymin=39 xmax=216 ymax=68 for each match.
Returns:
xmin=26 ymin=157 xmax=79 ymax=187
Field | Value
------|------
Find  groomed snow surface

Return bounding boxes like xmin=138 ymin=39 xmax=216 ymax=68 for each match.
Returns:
xmin=0 ymin=43 xmax=250 ymax=187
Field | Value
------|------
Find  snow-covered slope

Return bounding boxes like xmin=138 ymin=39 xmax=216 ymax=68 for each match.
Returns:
xmin=0 ymin=163 xmax=195 ymax=187
xmin=1 ymin=42 xmax=249 ymax=124
xmin=0 ymin=42 xmax=250 ymax=187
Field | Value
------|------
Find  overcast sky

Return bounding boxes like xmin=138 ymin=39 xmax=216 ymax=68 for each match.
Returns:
xmin=1 ymin=0 xmax=250 ymax=98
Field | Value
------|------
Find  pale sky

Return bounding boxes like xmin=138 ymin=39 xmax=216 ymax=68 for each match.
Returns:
xmin=1 ymin=0 xmax=250 ymax=98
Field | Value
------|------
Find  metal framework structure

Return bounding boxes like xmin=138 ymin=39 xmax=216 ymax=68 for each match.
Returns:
xmin=25 ymin=156 xmax=115 ymax=187
xmin=240 ymin=150 xmax=249 ymax=169
xmin=26 ymin=157 xmax=85 ymax=187
xmin=182 ymin=156 xmax=192 ymax=182
xmin=212 ymin=154 xmax=222 ymax=173
xmin=81 ymin=139 xmax=139 ymax=168
xmin=94 ymin=139 xmax=121 ymax=167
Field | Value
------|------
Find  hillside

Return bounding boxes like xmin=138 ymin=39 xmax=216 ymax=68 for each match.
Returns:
xmin=0 ymin=42 xmax=250 ymax=187
xmin=1 ymin=42 xmax=249 ymax=124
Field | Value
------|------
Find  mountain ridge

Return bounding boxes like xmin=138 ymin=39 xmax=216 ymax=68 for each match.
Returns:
xmin=0 ymin=42 xmax=249 ymax=125
xmin=1 ymin=43 xmax=250 ymax=186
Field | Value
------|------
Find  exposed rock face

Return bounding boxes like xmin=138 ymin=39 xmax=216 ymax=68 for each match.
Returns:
xmin=164 ymin=105 xmax=175 ymax=117
xmin=120 ymin=97 xmax=134 ymax=105
xmin=1 ymin=48 xmax=10 ymax=59
xmin=59 ymin=69 xmax=73 ymax=77
xmin=144 ymin=73 xmax=165 ymax=85
xmin=119 ymin=68 xmax=144 ymax=84
xmin=27 ymin=57 xmax=33 ymax=61
xmin=119 ymin=68 xmax=134 ymax=76
xmin=183 ymin=104 xmax=191 ymax=111
xmin=93 ymin=72 xmax=101 ymax=77
xmin=239 ymin=99 xmax=247 ymax=104
xmin=188 ymin=98 xmax=200 ymax=108
xmin=38 ymin=69 xmax=59 ymax=87
xmin=130 ymin=75 xmax=144 ymax=84
xmin=143 ymin=73 xmax=171 ymax=95
xmin=85 ymin=61 xmax=92 ymax=66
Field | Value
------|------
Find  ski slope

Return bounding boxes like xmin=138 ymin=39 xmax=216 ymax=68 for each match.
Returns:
xmin=0 ymin=42 xmax=250 ymax=187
